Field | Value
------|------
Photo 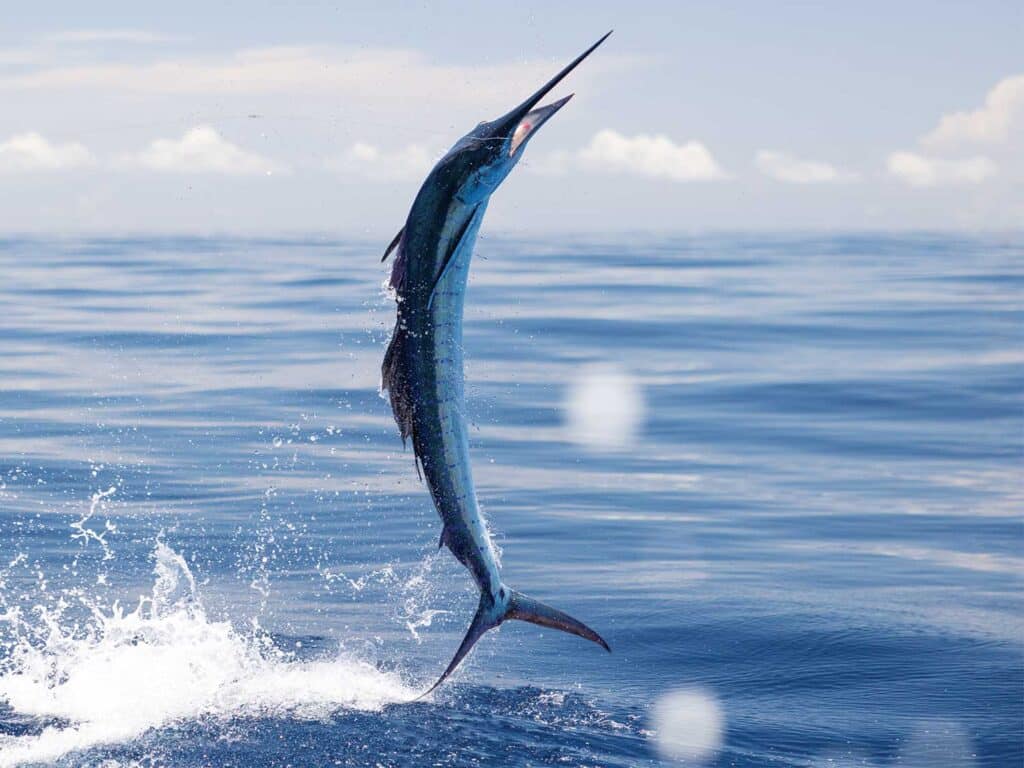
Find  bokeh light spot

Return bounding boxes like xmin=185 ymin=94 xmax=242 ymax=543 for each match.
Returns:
xmin=651 ymin=686 xmax=724 ymax=764
xmin=565 ymin=364 xmax=644 ymax=452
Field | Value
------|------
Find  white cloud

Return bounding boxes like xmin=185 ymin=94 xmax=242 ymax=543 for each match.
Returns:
xmin=521 ymin=148 xmax=574 ymax=176
xmin=576 ymin=129 xmax=726 ymax=182
xmin=328 ymin=142 xmax=435 ymax=182
xmin=0 ymin=44 xmax=618 ymax=118
xmin=755 ymin=150 xmax=858 ymax=183
xmin=41 ymin=29 xmax=180 ymax=45
xmin=118 ymin=126 xmax=284 ymax=175
xmin=0 ymin=132 xmax=95 ymax=172
xmin=887 ymin=151 xmax=996 ymax=187
xmin=884 ymin=74 xmax=1021 ymax=191
xmin=922 ymin=74 xmax=1024 ymax=148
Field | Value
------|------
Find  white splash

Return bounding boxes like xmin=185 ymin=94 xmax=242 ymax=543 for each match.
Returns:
xmin=810 ymin=719 xmax=976 ymax=768
xmin=69 ymin=486 xmax=118 ymax=561
xmin=403 ymin=609 xmax=450 ymax=643
xmin=565 ymin=364 xmax=645 ymax=452
xmin=650 ymin=686 xmax=724 ymax=764
xmin=0 ymin=543 xmax=413 ymax=767
xmin=899 ymin=720 xmax=976 ymax=768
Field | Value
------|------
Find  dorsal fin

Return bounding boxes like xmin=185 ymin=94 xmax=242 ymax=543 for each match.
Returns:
xmin=382 ymin=317 xmax=414 ymax=444
xmin=381 ymin=227 xmax=404 ymax=262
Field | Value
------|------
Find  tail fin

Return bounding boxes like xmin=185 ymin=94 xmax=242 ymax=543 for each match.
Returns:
xmin=507 ymin=589 xmax=611 ymax=652
xmin=418 ymin=588 xmax=609 ymax=698
xmin=418 ymin=596 xmax=494 ymax=698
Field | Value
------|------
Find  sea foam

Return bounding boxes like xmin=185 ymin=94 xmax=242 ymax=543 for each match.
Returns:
xmin=0 ymin=543 xmax=413 ymax=766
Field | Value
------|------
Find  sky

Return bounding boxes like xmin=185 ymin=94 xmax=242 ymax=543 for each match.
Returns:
xmin=0 ymin=0 xmax=1021 ymax=236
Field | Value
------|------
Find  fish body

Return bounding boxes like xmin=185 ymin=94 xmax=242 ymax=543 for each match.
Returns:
xmin=382 ymin=33 xmax=613 ymax=694
xmin=394 ymin=197 xmax=495 ymax=593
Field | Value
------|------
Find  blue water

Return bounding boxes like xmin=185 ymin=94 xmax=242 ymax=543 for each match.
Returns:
xmin=0 ymin=233 xmax=1020 ymax=767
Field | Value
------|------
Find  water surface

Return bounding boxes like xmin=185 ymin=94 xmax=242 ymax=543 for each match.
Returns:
xmin=0 ymin=233 xmax=1021 ymax=766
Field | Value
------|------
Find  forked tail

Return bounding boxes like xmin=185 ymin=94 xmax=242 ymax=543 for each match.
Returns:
xmin=418 ymin=587 xmax=609 ymax=698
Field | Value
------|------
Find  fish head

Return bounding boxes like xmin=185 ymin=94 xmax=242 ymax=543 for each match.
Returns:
xmin=435 ymin=31 xmax=612 ymax=204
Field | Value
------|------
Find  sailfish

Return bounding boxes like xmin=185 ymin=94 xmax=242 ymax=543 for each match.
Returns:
xmin=381 ymin=32 xmax=612 ymax=695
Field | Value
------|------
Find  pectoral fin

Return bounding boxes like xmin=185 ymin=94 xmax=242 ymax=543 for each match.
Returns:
xmin=427 ymin=204 xmax=481 ymax=309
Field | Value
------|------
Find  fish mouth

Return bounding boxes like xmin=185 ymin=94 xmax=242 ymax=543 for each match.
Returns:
xmin=494 ymin=30 xmax=612 ymax=155
xmin=509 ymin=94 xmax=573 ymax=156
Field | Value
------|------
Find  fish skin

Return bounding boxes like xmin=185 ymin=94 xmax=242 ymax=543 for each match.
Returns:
xmin=381 ymin=32 xmax=613 ymax=695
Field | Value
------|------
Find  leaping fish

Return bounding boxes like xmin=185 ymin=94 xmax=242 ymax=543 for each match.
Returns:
xmin=381 ymin=32 xmax=613 ymax=695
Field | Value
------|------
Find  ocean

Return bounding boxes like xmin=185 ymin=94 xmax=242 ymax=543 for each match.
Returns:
xmin=0 ymin=233 xmax=1020 ymax=766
